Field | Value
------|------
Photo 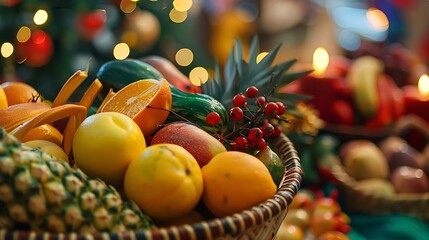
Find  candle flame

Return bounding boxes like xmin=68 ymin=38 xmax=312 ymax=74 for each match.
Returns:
xmin=312 ymin=47 xmax=329 ymax=76
xmin=418 ymin=74 xmax=429 ymax=97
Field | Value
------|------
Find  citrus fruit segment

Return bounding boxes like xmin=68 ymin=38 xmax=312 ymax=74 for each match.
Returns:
xmin=99 ymin=79 xmax=172 ymax=136
xmin=73 ymin=112 xmax=146 ymax=188
xmin=202 ymin=151 xmax=277 ymax=217
xmin=124 ymin=143 xmax=203 ymax=222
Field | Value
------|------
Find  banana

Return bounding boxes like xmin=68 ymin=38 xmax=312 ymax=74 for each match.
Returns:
xmin=345 ymin=56 xmax=384 ymax=118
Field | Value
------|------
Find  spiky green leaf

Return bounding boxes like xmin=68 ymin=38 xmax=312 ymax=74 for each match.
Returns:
xmin=248 ymin=36 xmax=260 ymax=62
xmin=277 ymin=70 xmax=313 ymax=88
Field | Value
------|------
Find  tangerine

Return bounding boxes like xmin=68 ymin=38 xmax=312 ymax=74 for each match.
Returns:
xmin=21 ymin=124 xmax=63 ymax=146
xmin=124 ymin=143 xmax=203 ymax=222
xmin=0 ymin=85 xmax=8 ymax=110
xmin=99 ymin=79 xmax=172 ymax=136
xmin=1 ymin=81 xmax=42 ymax=106
xmin=201 ymin=151 xmax=277 ymax=217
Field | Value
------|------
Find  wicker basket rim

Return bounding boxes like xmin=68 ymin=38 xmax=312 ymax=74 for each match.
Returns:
xmin=2 ymin=133 xmax=302 ymax=240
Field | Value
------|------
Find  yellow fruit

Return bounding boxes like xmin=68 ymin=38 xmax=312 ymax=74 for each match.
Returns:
xmin=24 ymin=139 xmax=69 ymax=164
xmin=21 ymin=124 xmax=63 ymax=147
xmin=0 ymin=85 xmax=8 ymax=110
xmin=124 ymin=143 xmax=203 ymax=222
xmin=202 ymin=151 xmax=277 ymax=217
xmin=73 ymin=112 xmax=146 ymax=188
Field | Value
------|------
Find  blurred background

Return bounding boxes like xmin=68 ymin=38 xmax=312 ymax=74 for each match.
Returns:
xmin=0 ymin=0 xmax=428 ymax=100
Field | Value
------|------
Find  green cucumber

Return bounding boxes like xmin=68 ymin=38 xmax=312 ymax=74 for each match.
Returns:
xmin=96 ymin=59 xmax=228 ymax=133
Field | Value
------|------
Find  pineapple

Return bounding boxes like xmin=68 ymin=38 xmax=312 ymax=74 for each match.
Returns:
xmin=201 ymin=36 xmax=311 ymax=111
xmin=200 ymin=36 xmax=321 ymax=145
xmin=0 ymin=128 xmax=155 ymax=234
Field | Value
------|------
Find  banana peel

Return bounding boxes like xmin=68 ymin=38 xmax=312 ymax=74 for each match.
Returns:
xmin=346 ymin=56 xmax=384 ymax=119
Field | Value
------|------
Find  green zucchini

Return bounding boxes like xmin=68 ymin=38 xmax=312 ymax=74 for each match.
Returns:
xmin=96 ymin=59 xmax=228 ymax=133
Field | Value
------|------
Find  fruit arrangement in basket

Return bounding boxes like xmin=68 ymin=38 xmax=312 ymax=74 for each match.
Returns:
xmin=0 ymin=38 xmax=307 ymax=235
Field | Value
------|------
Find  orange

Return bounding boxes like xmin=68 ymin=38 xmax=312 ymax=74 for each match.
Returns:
xmin=0 ymin=102 xmax=51 ymax=133
xmin=21 ymin=124 xmax=63 ymax=146
xmin=124 ymin=143 xmax=203 ymax=222
xmin=201 ymin=151 xmax=277 ymax=217
xmin=1 ymin=81 xmax=43 ymax=106
xmin=24 ymin=139 xmax=69 ymax=164
xmin=99 ymin=79 xmax=172 ymax=136
xmin=0 ymin=85 xmax=8 ymax=110
xmin=73 ymin=112 xmax=146 ymax=188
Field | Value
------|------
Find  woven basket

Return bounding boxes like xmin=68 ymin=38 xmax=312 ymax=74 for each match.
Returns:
xmin=0 ymin=133 xmax=302 ymax=240
xmin=331 ymin=160 xmax=429 ymax=221
xmin=330 ymin=115 xmax=429 ymax=221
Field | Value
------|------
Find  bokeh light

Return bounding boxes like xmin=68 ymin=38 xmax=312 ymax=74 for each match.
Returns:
xmin=418 ymin=74 xmax=429 ymax=97
xmin=367 ymin=7 xmax=389 ymax=32
xmin=169 ymin=8 xmax=187 ymax=23
xmin=175 ymin=48 xmax=193 ymax=66
xmin=113 ymin=42 xmax=130 ymax=60
xmin=189 ymin=67 xmax=208 ymax=86
xmin=173 ymin=0 xmax=193 ymax=12
xmin=256 ymin=52 xmax=268 ymax=64
xmin=312 ymin=47 xmax=329 ymax=76
xmin=34 ymin=9 xmax=48 ymax=25
xmin=1 ymin=42 xmax=14 ymax=58
xmin=16 ymin=26 xmax=31 ymax=43
xmin=120 ymin=0 xmax=137 ymax=13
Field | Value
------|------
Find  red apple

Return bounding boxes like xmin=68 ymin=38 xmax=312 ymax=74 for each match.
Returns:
xmin=390 ymin=166 xmax=429 ymax=194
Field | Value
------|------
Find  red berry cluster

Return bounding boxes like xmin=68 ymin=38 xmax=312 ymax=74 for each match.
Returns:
xmin=205 ymin=86 xmax=286 ymax=153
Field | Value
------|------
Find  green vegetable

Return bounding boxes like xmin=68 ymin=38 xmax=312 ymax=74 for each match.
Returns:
xmin=96 ymin=59 xmax=228 ymax=133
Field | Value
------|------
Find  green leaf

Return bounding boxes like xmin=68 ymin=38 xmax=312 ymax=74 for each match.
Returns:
xmin=272 ymin=59 xmax=298 ymax=81
xmin=234 ymin=38 xmax=243 ymax=78
xmin=277 ymin=70 xmax=313 ymax=88
xmin=248 ymin=36 xmax=260 ymax=67
xmin=224 ymin=45 xmax=237 ymax=94
xmin=258 ymin=42 xmax=282 ymax=69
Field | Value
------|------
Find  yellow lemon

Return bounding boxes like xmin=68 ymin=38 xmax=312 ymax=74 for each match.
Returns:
xmin=202 ymin=151 xmax=277 ymax=217
xmin=24 ymin=139 xmax=69 ymax=164
xmin=73 ymin=112 xmax=146 ymax=188
xmin=124 ymin=143 xmax=203 ymax=222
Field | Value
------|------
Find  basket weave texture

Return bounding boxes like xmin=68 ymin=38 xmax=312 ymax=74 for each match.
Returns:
xmin=328 ymin=115 xmax=429 ymax=221
xmin=1 ymin=133 xmax=302 ymax=240
xmin=331 ymin=159 xmax=429 ymax=221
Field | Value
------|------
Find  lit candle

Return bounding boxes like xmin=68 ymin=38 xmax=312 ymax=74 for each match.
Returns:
xmin=403 ymin=74 xmax=429 ymax=123
xmin=297 ymin=48 xmax=351 ymax=123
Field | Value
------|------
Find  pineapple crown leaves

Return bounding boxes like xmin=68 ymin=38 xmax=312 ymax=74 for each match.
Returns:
xmin=201 ymin=35 xmax=312 ymax=110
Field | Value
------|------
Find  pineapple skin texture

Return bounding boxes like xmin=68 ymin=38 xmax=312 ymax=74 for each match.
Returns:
xmin=0 ymin=128 xmax=155 ymax=234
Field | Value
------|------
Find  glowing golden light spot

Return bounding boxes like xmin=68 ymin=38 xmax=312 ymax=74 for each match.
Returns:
xmin=312 ymin=47 xmax=329 ymax=76
xmin=1 ymin=42 xmax=14 ymax=58
xmin=169 ymin=8 xmax=187 ymax=23
xmin=120 ymin=0 xmax=137 ymax=13
xmin=189 ymin=67 xmax=208 ymax=86
xmin=256 ymin=52 xmax=268 ymax=64
xmin=16 ymin=26 xmax=31 ymax=43
xmin=113 ymin=43 xmax=130 ymax=60
xmin=175 ymin=48 xmax=193 ymax=66
xmin=418 ymin=74 xmax=429 ymax=98
xmin=34 ymin=9 xmax=48 ymax=25
xmin=173 ymin=0 xmax=193 ymax=12
xmin=367 ymin=7 xmax=389 ymax=32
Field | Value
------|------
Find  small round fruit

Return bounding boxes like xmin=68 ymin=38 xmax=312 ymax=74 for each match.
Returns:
xmin=229 ymin=107 xmax=244 ymax=121
xmin=206 ymin=111 xmax=221 ymax=126
xmin=24 ymin=140 xmax=69 ymax=163
xmin=232 ymin=93 xmax=247 ymax=107
xmin=124 ymin=144 xmax=203 ymax=222
xmin=73 ymin=112 xmax=146 ymax=188
xmin=202 ymin=151 xmax=277 ymax=217
xmin=245 ymin=86 xmax=258 ymax=98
